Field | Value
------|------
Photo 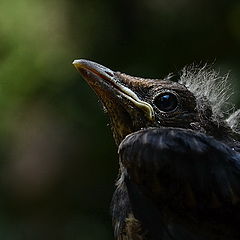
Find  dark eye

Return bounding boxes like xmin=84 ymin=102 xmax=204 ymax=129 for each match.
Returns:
xmin=154 ymin=92 xmax=178 ymax=112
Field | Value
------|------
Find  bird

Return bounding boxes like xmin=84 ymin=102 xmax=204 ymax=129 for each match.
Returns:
xmin=73 ymin=59 xmax=240 ymax=240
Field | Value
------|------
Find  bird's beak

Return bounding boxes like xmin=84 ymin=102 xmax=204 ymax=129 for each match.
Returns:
xmin=72 ymin=59 xmax=115 ymax=85
xmin=73 ymin=59 xmax=154 ymax=121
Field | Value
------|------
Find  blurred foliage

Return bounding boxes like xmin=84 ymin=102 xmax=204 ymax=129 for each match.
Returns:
xmin=0 ymin=0 xmax=239 ymax=239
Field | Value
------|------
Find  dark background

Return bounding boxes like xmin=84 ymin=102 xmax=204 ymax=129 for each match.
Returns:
xmin=0 ymin=0 xmax=239 ymax=239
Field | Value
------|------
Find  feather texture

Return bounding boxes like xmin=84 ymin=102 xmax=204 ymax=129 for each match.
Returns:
xmin=179 ymin=65 xmax=232 ymax=121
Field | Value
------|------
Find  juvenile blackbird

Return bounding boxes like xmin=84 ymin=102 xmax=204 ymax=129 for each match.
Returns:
xmin=73 ymin=59 xmax=240 ymax=240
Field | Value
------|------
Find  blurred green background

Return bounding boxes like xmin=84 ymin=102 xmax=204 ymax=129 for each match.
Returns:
xmin=0 ymin=0 xmax=239 ymax=239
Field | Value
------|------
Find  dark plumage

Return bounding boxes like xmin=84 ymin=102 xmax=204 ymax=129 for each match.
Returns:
xmin=73 ymin=59 xmax=240 ymax=240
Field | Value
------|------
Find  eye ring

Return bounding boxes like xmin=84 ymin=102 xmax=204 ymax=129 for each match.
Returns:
xmin=153 ymin=92 xmax=179 ymax=112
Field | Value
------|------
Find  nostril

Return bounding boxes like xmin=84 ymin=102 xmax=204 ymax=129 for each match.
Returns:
xmin=106 ymin=70 xmax=114 ymax=77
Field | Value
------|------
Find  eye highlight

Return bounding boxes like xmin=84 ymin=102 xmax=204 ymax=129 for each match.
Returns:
xmin=154 ymin=92 xmax=178 ymax=112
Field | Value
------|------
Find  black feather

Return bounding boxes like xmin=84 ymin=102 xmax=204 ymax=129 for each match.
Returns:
xmin=118 ymin=128 xmax=240 ymax=239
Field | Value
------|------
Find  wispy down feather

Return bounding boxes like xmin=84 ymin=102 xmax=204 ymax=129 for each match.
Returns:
xmin=227 ymin=109 xmax=240 ymax=133
xmin=179 ymin=65 xmax=233 ymax=120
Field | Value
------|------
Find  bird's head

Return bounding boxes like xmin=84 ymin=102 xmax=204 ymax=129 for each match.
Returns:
xmin=73 ymin=59 xmax=238 ymax=145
